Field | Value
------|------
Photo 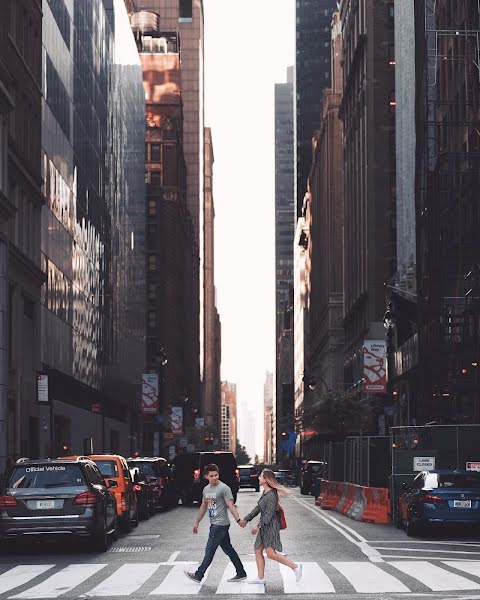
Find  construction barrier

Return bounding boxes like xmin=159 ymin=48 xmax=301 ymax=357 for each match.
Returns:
xmin=315 ymin=479 xmax=391 ymax=524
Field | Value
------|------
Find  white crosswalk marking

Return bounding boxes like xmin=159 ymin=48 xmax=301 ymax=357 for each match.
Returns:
xmin=149 ymin=565 xmax=210 ymax=595
xmin=0 ymin=567 xmax=55 ymax=596
xmin=331 ymin=562 xmax=410 ymax=593
xmin=10 ymin=565 xmax=107 ymax=599
xmin=390 ymin=560 xmax=480 ymax=591
xmin=215 ymin=563 xmax=263 ymax=595
xmin=443 ymin=561 xmax=480 ymax=578
xmin=84 ymin=564 xmax=160 ymax=597
xmin=279 ymin=562 xmax=335 ymax=594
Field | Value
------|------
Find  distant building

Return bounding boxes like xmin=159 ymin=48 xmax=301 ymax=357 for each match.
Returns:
xmin=263 ymin=371 xmax=274 ymax=464
xmin=221 ymin=381 xmax=237 ymax=454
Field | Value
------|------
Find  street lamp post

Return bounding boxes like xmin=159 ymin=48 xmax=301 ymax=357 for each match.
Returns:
xmin=383 ymin=300 xmax=396 ymax=426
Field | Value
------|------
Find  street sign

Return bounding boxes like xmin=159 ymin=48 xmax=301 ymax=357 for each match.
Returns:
xmin=187 ymin=444 xmax=195 ymax=452
xmin=91 ymin=403 xmax=102 ymax=413
xmin=36 ymin=372 xmax=49 ymax=404
xmin=466 ymin=461 xmax=480 ymax=471
xmin=413 ymin=456 xmax=435 ymax=471
xmin=179 ymin=436 xmax=188 ymax=448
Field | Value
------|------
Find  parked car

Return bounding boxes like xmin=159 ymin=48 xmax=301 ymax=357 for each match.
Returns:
xmin=127 ymin=457 xmax=178 ymax=509
xmin=276 ymin=469 xmax=295 ymax=487
xmin=63 ymin=454 xmax=139 ymax=532
xmin=172 ymin=451 xmax=239 ymax=505
xmin=300 ymin=460 xmax=327 ymax=495
xmin=0 ymin=457 xmax=117 ymax=551
xmin=129 ymin=467 xmax=155 ymax=520
xmin=397 ymin=470 xmax=480 ymax=536
xmin=238 ymin=465 xmax=260 ymax=491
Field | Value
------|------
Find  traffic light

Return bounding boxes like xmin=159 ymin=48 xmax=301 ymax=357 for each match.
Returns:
xmin=281 ymin=431 xmax=287 ymax=439
xmin=392 ymin=388 xmax=399 ymax=397
xmin=461 ymin=368 xmax=468 ymax=375
xmin=61 ymin=443 xmax=70 ymax=455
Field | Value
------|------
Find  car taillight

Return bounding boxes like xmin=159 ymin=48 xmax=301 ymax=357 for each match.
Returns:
xmin=133 ymin=484 xmax=142 ymax=492
xmin=0 ymin=495 xmax=17 ymax=507
xmin=420 ymin=494 xmax=445 ymax=505
xmin=194 ymin=469 xmax=201 ymax=480
xmin=235 ymin=469 xmax=240 ymax=479
xmin=73 ymin=492 xmax=98 ymax=505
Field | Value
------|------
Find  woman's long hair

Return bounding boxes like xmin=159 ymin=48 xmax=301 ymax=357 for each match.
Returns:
xmin=261 ymin=469 xmax=288 ymax=497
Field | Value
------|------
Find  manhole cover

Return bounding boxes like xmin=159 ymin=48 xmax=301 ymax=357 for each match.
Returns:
xmin=107 ymin=546 xmax=152 ymax=553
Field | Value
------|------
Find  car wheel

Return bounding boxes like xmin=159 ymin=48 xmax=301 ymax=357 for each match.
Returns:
xmin=132 ymin=507 xmax=139 ymax=528
xmin=93 ymin=520 xmax=109 ymax=552
xmin=405 ymin=514 xmax=421 ymax=537
xmin=112 ymin=513 xmax=119 ymax=541
xmin=122 ymin=511 xmax=132 ymax=533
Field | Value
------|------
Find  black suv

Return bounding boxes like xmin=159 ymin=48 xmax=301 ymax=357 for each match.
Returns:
xmin=238 ymin=465 xmax=260 ymax=491
xmin=0 ymin=457 xmax=117 ymax=551
xmin=127 ymin=457 xmax=178 ymax=509
xmin=172 ymin=452 xmax=240 ymax=505
xmin=300 ymin=460 xmax=327 ymax=495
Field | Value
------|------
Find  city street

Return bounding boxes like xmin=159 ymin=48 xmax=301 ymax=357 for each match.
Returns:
xmin=2 ymin=489 xmax=480 ymax=599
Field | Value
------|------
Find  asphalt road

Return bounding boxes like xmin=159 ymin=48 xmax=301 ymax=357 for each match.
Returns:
xmin=2 ymin=488 xmax=480 ymax=599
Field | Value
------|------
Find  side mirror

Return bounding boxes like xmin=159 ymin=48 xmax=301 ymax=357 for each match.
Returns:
xmin=107 ymin=479 xmax=118 ymax=489
xmin=149 ymin=477 xmax=157 ymax=483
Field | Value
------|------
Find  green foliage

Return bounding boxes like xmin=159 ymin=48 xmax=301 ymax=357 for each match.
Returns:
xmin=235 ymin=439 xmax=250 ymax=464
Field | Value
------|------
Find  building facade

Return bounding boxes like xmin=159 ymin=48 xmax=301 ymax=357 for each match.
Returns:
xmin=263 ymin=370 xmax=274 ymax=464
xmin=295 ymin=0 xmax=337 ymax=217
xmin=339 ymin=0 xmax=396 ymax=432
xmin=39 ymin=0 xmax=145 ymax=457
xmin=0 ymin=0 xmax=43 ymax=470
xmin=220 ymin=381 xmax=237 ymax=454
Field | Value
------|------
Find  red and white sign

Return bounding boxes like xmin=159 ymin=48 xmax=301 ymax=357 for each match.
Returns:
xmin=142 ymin=374 xmax=158 ymax=414
xmin=466 ymin=462 xmax=480 ymax=471
xmin=363 ymin=340 xmax=387 ymax=393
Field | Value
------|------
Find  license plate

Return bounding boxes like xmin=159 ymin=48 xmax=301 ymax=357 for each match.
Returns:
xmin=454 ymin=500 xmax=472 ymax=508
xmin=36 ymin=500 xmax=55 ymax=510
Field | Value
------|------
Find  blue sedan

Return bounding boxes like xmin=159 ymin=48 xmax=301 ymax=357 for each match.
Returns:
xmin=397 ymin=470 xmax=480 ymax=536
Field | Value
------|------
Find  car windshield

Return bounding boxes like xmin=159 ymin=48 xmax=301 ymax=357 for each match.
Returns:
xmin=94 ymin=460 xmax=118 ymax=478
xmin=239 ymin=468 xmax=253 ymax=475
xmin=310 ymin=464 xmax=324 ymax=473
xmin=437 ymin=474 xmax=480 ymax=489
xmin=8 ymin=465 xmax=85 ymax=488
xmin=130 ymin=462 xmax=157 ymax=477
xmin=201 ymin=454 xmax=236 ymax=473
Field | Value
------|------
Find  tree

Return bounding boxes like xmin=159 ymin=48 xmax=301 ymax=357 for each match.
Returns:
xmin=254 ymin=454 xmax=259 ymax=465
xmin=235 ymin=439 xmax=250 ymax=464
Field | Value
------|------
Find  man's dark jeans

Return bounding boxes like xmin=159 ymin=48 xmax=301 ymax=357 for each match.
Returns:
xmin=196 ymin=524 xmax=246 ymax=580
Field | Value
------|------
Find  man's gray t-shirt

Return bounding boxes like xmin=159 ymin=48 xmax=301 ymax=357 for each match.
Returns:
xmin=203 ymin=481 xmax=233 ymax=526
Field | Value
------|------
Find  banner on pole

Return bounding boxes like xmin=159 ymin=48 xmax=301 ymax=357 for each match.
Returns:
xmin=363 ymin=340 xmax=387 ymax=393
xmin=142 ymin=374 xmax=158 ymax=414
xmin=171 ymin=406 xmax=183 ymax=433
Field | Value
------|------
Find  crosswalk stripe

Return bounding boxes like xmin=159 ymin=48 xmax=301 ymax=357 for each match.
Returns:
xmin=390 ymin=560 xmax=480 ymax=591
xmin=149 ymin=565 xmax=210 ymax=595
xmin=84 ymin=564 xmax=160 ymax=597
xmin=9 ymin=565 xmax=107 ymax=599
xmin=215 ymin=563 xmax=263 ymax=595
xmin=443 ymin=561 xmax=480 ymax=578
xmin=279 ymin=562 xmax=335 ymax=594
xmin=331 ymin=562 xmax=410 ymax=593
xmin=0 ymin=567 xmax=55 ymax=596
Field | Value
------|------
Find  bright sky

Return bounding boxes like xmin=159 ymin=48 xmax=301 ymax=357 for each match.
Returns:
xmin=204 ymin=0 xmax=295 ymax=459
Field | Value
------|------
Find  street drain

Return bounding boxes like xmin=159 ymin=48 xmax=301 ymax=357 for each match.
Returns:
xmin=107 ymin=546 xmax=152 ymax=553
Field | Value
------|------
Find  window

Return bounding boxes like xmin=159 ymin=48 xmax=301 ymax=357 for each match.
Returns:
xmin=150 ymin=144 xmax=161 ymax=162
xmin=151 ymin=171 xmax=161 ymax=186
xmin=148 ymin=311 xmax=157 ymax=329
xmin=179 ymin=0 xmax=192 ymax=20
xmin=147 ymin=255 xmax=157 ymax=271
xmin=147 ymin=283 xmax=157 ymax=300
xmin=148 ymin=199 xmax=156 ymax=216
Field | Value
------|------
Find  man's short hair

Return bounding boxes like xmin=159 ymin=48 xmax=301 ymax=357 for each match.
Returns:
xmin=204 ymin=463 xmax=219 ymax=475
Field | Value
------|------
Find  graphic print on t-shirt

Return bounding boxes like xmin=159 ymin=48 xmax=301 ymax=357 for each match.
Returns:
xmin=206 ymin=492 xmax=217 ymax=518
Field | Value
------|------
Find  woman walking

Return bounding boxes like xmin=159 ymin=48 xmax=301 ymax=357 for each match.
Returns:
xmin=240 ymin=469 xmax=302 ymax=585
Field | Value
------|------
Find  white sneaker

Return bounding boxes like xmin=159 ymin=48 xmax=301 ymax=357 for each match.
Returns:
xmin=294 ymin=564 xmax=303 ymax=582
xmin=247 ymin=577 xmax=266 ymax=585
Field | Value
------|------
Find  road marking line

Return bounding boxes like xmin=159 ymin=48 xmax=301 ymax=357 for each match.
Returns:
xmin=166 ymin=552 xmax=180 ymax=564
xmin=390 ymin=560 xmax=480 ymax=591
xmin=443 ymin=561 xmax=480 ymax=578
xmin=215 ymin=563 xmax=264 ymax=594
xmin=279 ymin=562 xmax=335 ymax=594
xmin=370 ymin=541 xmax=480 ymax=546
xmin=385 ymin=556 xmax=480 ymax=561
xmin=331 ymin=561 xmax=410 ymax=593
xmin=84 ymin=564 xmax=160 ymax=596
xmin=295 ymin=498 xmax=367 ymax=542
xmin=375 ymin=547 xmax=480 ymax=555
xmin=294 ymin=498 xmax=383 ymax=562
xmin=10 ymin=564 xmax=107 ymax=599
xmin=0 ymin=567 xmax=55 ymax=596
xmin=149 ymin=565 xmax=210 ymax=595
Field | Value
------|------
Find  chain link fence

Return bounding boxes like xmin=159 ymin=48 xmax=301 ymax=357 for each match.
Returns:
xmin=390 ymin=425 xmax=480 ymax=521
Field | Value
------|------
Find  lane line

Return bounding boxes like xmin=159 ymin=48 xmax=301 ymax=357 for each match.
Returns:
xmin=166 ymin=552 xmax=180 ymax=564
xmin=390 ymin=560 xmax=480 ymax=591
xmin=215 ymin=563 xmax=264 ymax=595
xmin=443 ymin=561 xmax=480 ymax=578
xmin=295 ymin=499 xmax=367 ymax=542
xmin=384 ymin=556 xmax=480 ymax=561
xmin=10 ymin=564 xmax=107 ymax=599
xmin=279 ymin=562 xmax=335 ymax=594
xmin=369 ymin=541 xmax=480 ymax=546
xmin=331 ymin=561 xmax=410 ymax=593
xmin=374 ymin=547 xmax=480 ymax=555
xmin=84 ymin=564 xmax=160 ymax=596
xmin=0 ymin=567 xmax=55 ymax=596
xmin=294 ymin=498 xmax=383 ymax=562
xmin=150 ymin=565 xmax=210 ymax=595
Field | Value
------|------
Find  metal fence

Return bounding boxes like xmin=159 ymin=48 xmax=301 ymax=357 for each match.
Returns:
xmin=390 ymin=424 xmax=480 ymax=521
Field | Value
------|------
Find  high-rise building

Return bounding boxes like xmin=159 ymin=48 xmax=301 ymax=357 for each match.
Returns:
xmin=40 ymin=0 xmax=145 ymax=456
xmin=274 ymin=67 xmax=295 ymax=463
xmin=339 ymin=0 xmax=396 ymax=433
xmin=295 ymin=0 xmax=337 ymax=217
xmin=263 ymin=371 xmax=274 ymax=464
xmin=221 ymin=381 xmax=237 ymax=454
xmin=0 ymin=0 xmax=43 ymax=470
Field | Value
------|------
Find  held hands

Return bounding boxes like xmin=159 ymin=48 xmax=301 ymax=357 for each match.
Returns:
xmin=237 ymin=519 xmax=247 ymax=528
xmin=251 ymin=526 xmax=259 ymax=535
xmin=192 ymin=522 xmax=199 ymax=534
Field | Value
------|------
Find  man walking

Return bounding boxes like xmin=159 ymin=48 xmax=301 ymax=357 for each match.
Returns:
xmin=185 ymin=463 xmax=247 ymax=583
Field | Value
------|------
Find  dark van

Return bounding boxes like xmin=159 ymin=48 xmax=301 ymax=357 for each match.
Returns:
xmin=300 ymin=460 xmax=327 ymax=495
xmin=172 ymin=452 xmax=239 ymax=505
